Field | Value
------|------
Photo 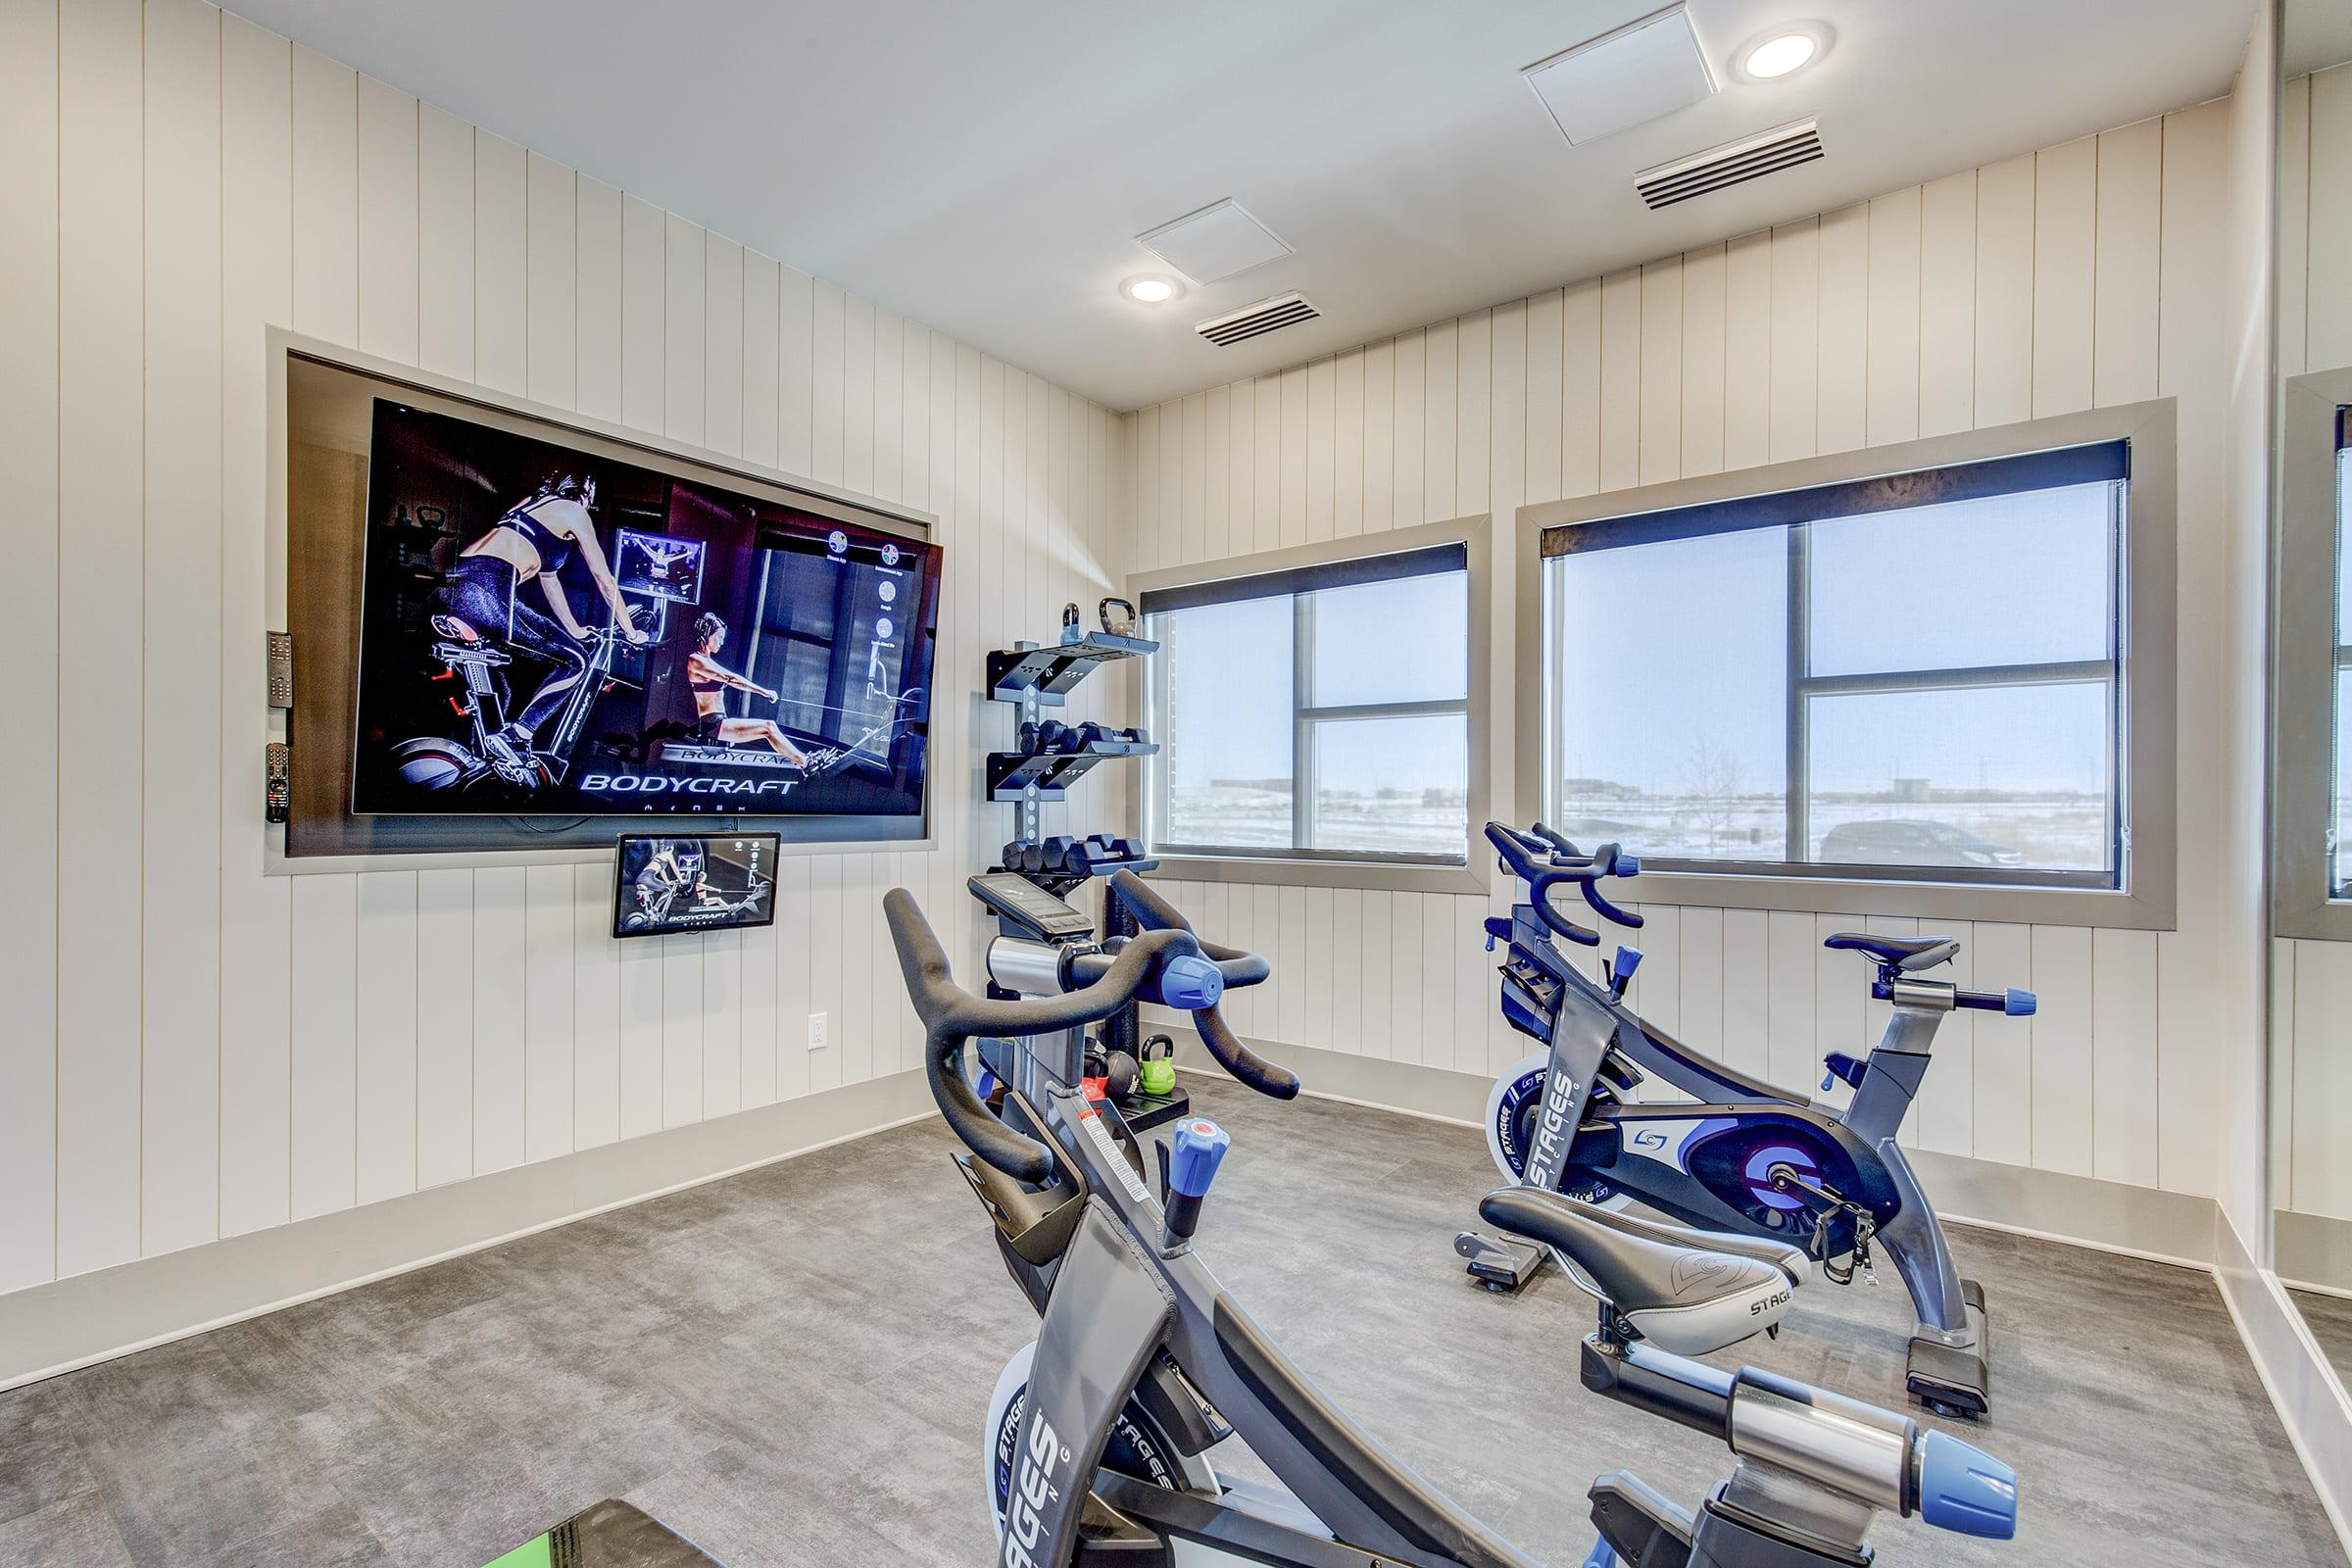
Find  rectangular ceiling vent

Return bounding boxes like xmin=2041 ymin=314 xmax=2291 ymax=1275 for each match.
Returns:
xmin=1195 ymin=292 xmax=1320 ymax=348
xmin=1635 ymin=117 xmax=1824 ymax=210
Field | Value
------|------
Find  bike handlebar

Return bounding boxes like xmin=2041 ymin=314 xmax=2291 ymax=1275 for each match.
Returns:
xmin=1107 ymin=872 xmax=1298 ymax=1102
xmin=882 ymin=876 xmax=1295 ymax=1182
xmin=1485 ymin=821 xmax=1645 ymax=943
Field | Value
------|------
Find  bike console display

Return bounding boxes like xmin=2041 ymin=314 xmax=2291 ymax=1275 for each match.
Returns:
xmin=613 ymin=833 xmax=779 ymax=939
xmin=968 ymin=871 xmax=1096 ymax=942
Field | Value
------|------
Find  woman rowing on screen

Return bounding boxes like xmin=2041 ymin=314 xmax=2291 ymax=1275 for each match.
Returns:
xmin=427 ymin=473 xmax=647 ymax=775
xmin=687 ymin=613 xmax=809 ymax=764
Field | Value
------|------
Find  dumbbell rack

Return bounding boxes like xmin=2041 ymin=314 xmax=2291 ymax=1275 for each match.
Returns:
xmin=983 ymin=618 xmax=1187 ymax=1135
xmin=985 ymin=628 xmax=1162 ymax=882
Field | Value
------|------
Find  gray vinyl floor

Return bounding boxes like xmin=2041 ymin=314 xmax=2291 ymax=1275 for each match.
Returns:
xmin=0 ymin=1079 xmax=2342 ymax=1567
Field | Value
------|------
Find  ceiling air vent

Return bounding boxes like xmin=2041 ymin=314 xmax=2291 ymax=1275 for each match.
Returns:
xmin=1635 ymin=117 xmax=1824 ymax=211
xmin=1195 ymin=292 xmax=1321 ymax=348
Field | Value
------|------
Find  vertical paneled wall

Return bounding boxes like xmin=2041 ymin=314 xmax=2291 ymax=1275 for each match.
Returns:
xmin=2276 ymin=66 xmax=2352 ymax=1226
xmin=1129 ymin=103 xmax=2244 ymax=1201
xmin=0 ymin=0 xmax=1130 ymax=1297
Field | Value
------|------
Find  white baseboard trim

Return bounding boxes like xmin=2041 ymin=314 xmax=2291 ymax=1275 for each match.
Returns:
xmin=1169 ymin=1034 xmax=1489 ymax=1128
xmin=0 ymin=1068 xmax=930 ymax=1393
xmin=1175 ymin=1034 xmax=2219 ymax=1268
xmin=1904 ymin=1147 xmax=2220 ymax=1269
xmin=2214 ymin=1205 xmax=2352 ymax=1555
xmin=2279 ymin=1209 xmax=2352 ymax=1296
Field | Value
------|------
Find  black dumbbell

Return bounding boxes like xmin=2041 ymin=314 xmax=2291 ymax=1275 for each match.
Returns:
xmin=1017 ymin=719 xmax=1070 ymax=756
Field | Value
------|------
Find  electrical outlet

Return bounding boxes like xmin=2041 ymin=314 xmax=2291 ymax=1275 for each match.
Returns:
xmin=808 ymin=1011 xmax=828 ymax=1051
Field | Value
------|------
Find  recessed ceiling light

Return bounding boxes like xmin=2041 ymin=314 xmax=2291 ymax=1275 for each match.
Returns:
xmin=1735 ymin=24 xmax=1830 ymax=82
xmin=1123 ymin=276 xmax=1180 ymax=305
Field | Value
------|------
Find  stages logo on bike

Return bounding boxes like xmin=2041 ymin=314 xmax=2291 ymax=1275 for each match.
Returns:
xmin=1001 ymin=1410 xmax=1067 ymax=1568
xmin=350 ymin=400 xmax=940 ymax=821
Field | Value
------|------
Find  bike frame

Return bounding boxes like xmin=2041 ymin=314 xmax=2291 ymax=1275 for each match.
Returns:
xmin=422 ymin=621 xmax=628 ymax=787
xmin=983 ymin=1028 xmax=1528 ymax=1568
xmin=1499 ymin=895 xmax=1970 ymax=1343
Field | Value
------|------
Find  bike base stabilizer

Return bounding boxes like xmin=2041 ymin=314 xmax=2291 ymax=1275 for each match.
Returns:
xmin=1456 ymin=1229 xmax=1547 ymax=1293
xmin=1905 ymin=1277 xmax=1990 ymax=1418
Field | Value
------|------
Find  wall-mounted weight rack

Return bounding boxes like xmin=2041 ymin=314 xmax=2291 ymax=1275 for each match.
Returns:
xmin=980 ymin=598 xmax=1186 ymax=1131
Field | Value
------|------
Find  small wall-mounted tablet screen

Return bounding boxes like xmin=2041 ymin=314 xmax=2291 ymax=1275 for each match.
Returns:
xmin=613 ymin=833 xmax=780 ymax=939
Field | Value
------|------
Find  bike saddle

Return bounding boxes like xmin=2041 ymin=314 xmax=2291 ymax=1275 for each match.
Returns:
xmin=1479 ymin=1189 xmax=1804 ymax=1355
xmin=1823 ymin=931 xmax=1960 ymax=971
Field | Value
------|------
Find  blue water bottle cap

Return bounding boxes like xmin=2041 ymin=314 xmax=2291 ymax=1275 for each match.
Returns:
xmin=1169 ymin=1118 xmax=1231 ymax=1200
xmin=1916 ymin=1429 xmax=2018 ymax=1539
xmin=1155 ymin=954 xmax=1225 ymax=1012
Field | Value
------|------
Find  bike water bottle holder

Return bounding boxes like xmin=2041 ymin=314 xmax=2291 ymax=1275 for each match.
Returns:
xmin=950 ymin=1089 xmax=1090 ymax=1265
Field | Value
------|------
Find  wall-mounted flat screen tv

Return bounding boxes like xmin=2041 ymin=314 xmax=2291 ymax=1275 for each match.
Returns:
xmin=613 ymin=833 xmax=779 ymax=939
xmin=349 ymin=400 xmax=939 ymax=818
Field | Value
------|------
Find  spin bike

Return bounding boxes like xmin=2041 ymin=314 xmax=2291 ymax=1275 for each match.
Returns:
xmin=888 ymin=869 xmax=2018 ymax=1567
xmin=1454 ymin=822 xmax=2034 ymax=1418
xmin=395 ymin=616 xmax=638 ymax=794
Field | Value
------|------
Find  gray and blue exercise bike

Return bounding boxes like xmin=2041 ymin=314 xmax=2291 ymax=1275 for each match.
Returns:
xmin=1455 ymin=822 xmax=2035 ymax=1418
xmin=887 ymin=870 xmax=2018 ymax=1568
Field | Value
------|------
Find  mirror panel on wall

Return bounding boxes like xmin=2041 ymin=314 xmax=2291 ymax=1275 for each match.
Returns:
xmin=2276 ymin=0 xmax=2352 ymax=1392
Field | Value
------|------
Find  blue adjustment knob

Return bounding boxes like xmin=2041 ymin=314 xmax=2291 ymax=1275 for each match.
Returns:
xmin=1168 ymin=1118 xmax=1231 ymax=1200
xmin=1153 ymin=954 xmax=1224 ymax=1012
xmin=1916 ymin=1430 xmax=2019 ymax=1540
xmin=2006 ymin=988 xmax=2036 ymax=1017
xmin=1612 ymin=947 xmax=1643 ymax=985
xmin=1617 ymin=854 xmax=1641 ymax=877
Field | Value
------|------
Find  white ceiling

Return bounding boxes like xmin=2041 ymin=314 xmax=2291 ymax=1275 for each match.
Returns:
xmin=2284 ymin=0 xmax=2352 ymax=78
xmin=225 ymin=0 xmax=2255 ymax=412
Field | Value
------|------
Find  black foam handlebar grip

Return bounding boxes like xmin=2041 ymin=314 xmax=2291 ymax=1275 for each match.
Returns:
xmin=883 ymin=888 xmax=1198 ymax=1181
xmin=1107 ymin=871 xmax=1296 ymax=1100
xmin=1574 ymin=851 xmax=1643 ymax=932
xmin=1109 ymin=870 xmax=1271 ymax=988
xmin=1483 ymin=822 xmax=1603 ymax=946
xmin=1194 ymin=993 xmax=1300 ymax=1101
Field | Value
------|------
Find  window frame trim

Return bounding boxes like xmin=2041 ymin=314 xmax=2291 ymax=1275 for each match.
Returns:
xmin=1129 ymin=514 xmax=1495 ymax=896
xmin=2275 ymin=368 xmax=2352 ymax=940
xmin=1514 ymin=400 xmax=2179 ymax=930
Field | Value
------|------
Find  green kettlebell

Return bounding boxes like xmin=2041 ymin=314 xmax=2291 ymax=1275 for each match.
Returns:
xmin=1137 ymin=1035 xmax=1176 ymax=1098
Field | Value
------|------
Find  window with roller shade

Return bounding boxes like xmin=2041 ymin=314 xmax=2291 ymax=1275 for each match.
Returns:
xmin=1540 ymin=442 xmax=2129 ymax=891
xmin=1143 ymin=543 xmax=1471 ymax=866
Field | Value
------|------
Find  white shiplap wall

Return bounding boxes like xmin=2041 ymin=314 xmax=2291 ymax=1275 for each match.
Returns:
xmin=1126 ymin=102 xmax=2250 ymax=1202
xmin=2273 ymin=65 xmax=2352 ymax=1226
xmin=0 ymin=0 xmax=1134 ymax=1297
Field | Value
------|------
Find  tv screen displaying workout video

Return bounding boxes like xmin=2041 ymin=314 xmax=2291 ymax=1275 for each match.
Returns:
xmin=612 ymin=833 xmax=780 ymax=939
xmin=348 ymin=399 xmax=940 ymax=818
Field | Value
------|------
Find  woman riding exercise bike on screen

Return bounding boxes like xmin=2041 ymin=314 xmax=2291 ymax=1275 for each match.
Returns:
xmin=425 ymin=473 xmax=647 ymax=778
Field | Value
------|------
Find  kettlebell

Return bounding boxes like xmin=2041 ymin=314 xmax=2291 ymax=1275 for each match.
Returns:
xmin=1102 ymin=1049 xmax=1140 ymax=1102
xmin=1137 ymin=1035 xmax=1176 ymax=1098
